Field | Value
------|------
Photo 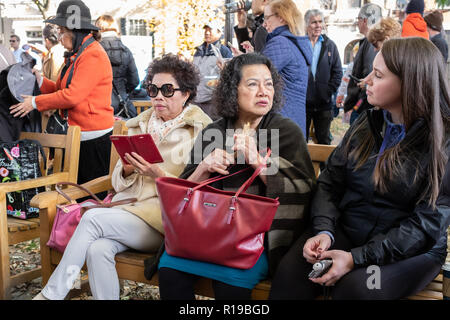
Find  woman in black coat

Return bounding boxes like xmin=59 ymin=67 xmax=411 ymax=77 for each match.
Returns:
xmin=270 ymin=37 xmax=450 ymax=300
xmin=95 ymin=15 xmax=139 ymax=118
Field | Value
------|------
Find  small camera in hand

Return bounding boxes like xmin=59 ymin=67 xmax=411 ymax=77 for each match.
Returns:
xmin=308 ymin=259 xmax=333 ymax=279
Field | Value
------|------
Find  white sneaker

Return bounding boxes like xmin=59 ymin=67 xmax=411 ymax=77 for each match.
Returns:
xmin=32 ymin=292 xmax=49 ymax=300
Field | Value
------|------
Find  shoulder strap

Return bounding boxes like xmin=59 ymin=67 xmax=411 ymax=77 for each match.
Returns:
xmin=112 ymin=81 xmax=130 ymax=118
xmin=65 ymin=37 xmax=95 ymax=89
xmin=284 ymin=35 xmax=311 ymax=67
xmin=62 ymin=36 xmax=95 ymax=119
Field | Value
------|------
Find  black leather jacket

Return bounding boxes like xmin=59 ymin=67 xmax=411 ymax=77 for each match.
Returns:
xmin=311 ymin=109 xmax=449 ymax=267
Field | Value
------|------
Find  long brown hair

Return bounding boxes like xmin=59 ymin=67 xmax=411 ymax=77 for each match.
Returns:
xmin=347 ymin=37 xmax=450 ymax=207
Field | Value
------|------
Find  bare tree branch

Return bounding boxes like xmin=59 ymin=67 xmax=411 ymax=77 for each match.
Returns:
xmin=31 ymin=0 xmax=50 ymax=20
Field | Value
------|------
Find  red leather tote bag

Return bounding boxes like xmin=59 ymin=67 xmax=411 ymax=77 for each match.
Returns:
xmin=156 ymin=150 xmax=279 ymax=269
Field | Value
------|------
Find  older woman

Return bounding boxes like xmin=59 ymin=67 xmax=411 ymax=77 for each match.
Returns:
xmin=270 ymin=37 xmax=450 ymax=300
xmin=33 ymin=54 xmax=212 ymax=300
xmin=10 ymin=0 xmax=114 ymax=185
xmin=262 ymin=0 xmax=312 ymax=136
xmin=156 ymin=53 xmax=316 ymax=300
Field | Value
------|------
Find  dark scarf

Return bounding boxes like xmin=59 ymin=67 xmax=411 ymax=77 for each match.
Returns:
xmin=60 ymin=30 xmax=91 ymax=81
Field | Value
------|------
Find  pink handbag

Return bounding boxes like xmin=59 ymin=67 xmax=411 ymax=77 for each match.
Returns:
xmin=46 ymin=182 xmax=136 ymax=253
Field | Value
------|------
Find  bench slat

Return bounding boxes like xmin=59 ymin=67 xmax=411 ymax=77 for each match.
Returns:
xmin=408 ymin=289 xmax=443 ymax=300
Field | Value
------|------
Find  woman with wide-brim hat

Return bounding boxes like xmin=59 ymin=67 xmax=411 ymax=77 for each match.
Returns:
xmin=10 ymin=0 xmax=115 ymax=185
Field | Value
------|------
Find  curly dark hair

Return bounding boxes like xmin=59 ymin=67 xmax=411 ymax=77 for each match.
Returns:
xmin=213 ymin=53 xmax=284 ymax=119
xmin=145 ymin=54 xmax=200 ymax=105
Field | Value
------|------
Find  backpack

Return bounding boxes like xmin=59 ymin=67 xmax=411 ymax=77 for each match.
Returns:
xmin=100 ymin=38 xmax=136 ymax=118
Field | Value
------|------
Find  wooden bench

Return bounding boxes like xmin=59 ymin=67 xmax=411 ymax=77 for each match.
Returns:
xmin=0 ymin=126 xmax=81 ymax=299
xmin=131 ymin=100 xmax=152 ymax=115
xmin=33 ymin=138 xmax=447 ymax=300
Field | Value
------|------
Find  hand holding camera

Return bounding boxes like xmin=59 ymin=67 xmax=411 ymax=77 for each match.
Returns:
xmin=308 ymin=250 xmax=355 ymax=286
xmin=308 ymin=259 xmax=333 ymax=279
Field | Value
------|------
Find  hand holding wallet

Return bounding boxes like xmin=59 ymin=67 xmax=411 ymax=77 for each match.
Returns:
xmin=110 ymin=134 xmax=163 ymax=165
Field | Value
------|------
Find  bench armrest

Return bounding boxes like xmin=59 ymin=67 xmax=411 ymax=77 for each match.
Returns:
xmin=0 ymin=172 xmax=69 ymax=194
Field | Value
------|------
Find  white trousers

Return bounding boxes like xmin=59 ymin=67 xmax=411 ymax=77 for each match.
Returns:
xmin=42 ymin=208 xmax=163 ymax=300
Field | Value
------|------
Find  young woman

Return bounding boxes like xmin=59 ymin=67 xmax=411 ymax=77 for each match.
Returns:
xmin=270 ymin=37 xmax=450 ymax=299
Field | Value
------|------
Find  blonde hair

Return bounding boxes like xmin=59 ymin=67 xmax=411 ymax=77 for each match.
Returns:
xmin=367 ymin=17 xmax=401 ymax=48
xmin=269 ymin=0 xmax=303 ymax=36
xmin=95 ymin=15 xmax=120 ymax=34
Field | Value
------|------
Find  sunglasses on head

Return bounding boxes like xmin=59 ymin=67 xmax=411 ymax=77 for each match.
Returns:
xmin=145 ymin=83 xmax=181 ymax=98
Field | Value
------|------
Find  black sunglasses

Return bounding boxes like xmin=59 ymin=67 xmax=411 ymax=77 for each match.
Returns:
xmin=145 ymin=83 xmax=181 ymax=98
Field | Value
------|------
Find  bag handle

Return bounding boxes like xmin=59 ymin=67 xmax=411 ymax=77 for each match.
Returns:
xmin=194 ymin=149 xmax=271 ymax=194
xmin=79 ymin=197 xmax=138 ymax=215
xmin=177 ymin=149 xmax=271 ymax=217
xmin=56 ymin=181 xmax=138 ymax=214
xmin=235 ymin=148 xmax=271 ymax=197
xmin=56 ymin=181 xmax=103 ymax=203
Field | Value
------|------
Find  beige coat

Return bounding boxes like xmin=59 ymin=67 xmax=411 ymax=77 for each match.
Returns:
xmin=110 ymin=105 xmax=212 ymax=234
xmin=42 ymin=44 xmax=65 ymax=82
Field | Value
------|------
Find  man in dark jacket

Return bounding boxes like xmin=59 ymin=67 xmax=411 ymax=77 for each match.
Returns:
xmin=343 ymin=3 xmax=381 ymax=124
xmin=96 ymin=16 xmax=140 ymax=118
xmin=233 ymin=0 xmax=269 ymax=52
xmin=304 ymin=9 xmax=342 ymax=144
xmin=424 ymin=10 xmax=448 ymax=63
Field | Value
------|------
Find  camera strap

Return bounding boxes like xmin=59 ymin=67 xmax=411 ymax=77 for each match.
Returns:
xmin=112 ymin=80 xmax=130 ymax=118
xmin=322 ymin=285 xmax=331 ymax=300
xmin=62 ymin=36 xmax=95 ymax=120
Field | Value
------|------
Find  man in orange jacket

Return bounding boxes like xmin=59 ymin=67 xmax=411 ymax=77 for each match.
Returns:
xmin=401 ymin=0 xmax=429 ymax=39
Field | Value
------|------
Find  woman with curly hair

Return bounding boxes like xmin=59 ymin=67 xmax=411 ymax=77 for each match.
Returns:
xmin=367 ymin=17 xmax=402 ymax=51
xmin=33 ymin=54 xmax=212 ymax=300
xmin=156 ymin=53 xmax=316 ymax=300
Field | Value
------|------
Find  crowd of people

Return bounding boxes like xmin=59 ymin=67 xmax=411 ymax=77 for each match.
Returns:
xmin=0 ymin=0 xmax=449 ymax=301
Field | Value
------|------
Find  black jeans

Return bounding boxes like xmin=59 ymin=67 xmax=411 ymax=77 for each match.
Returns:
xmin=78 ymin=131 xmax=112 ymax=184
xmin=158 ymin=267 xmax=252 ymax=300
xmin=269 ymin=227 xmax=442 ymax=300
xmin=306 ymin=110 xmax=333 ymax=145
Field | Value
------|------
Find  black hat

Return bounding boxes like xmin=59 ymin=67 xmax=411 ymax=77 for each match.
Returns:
xmin=405 ymin=0 xmax=424 ymax=15
xmin=44 ymin=0 xmax=99 ymax=31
